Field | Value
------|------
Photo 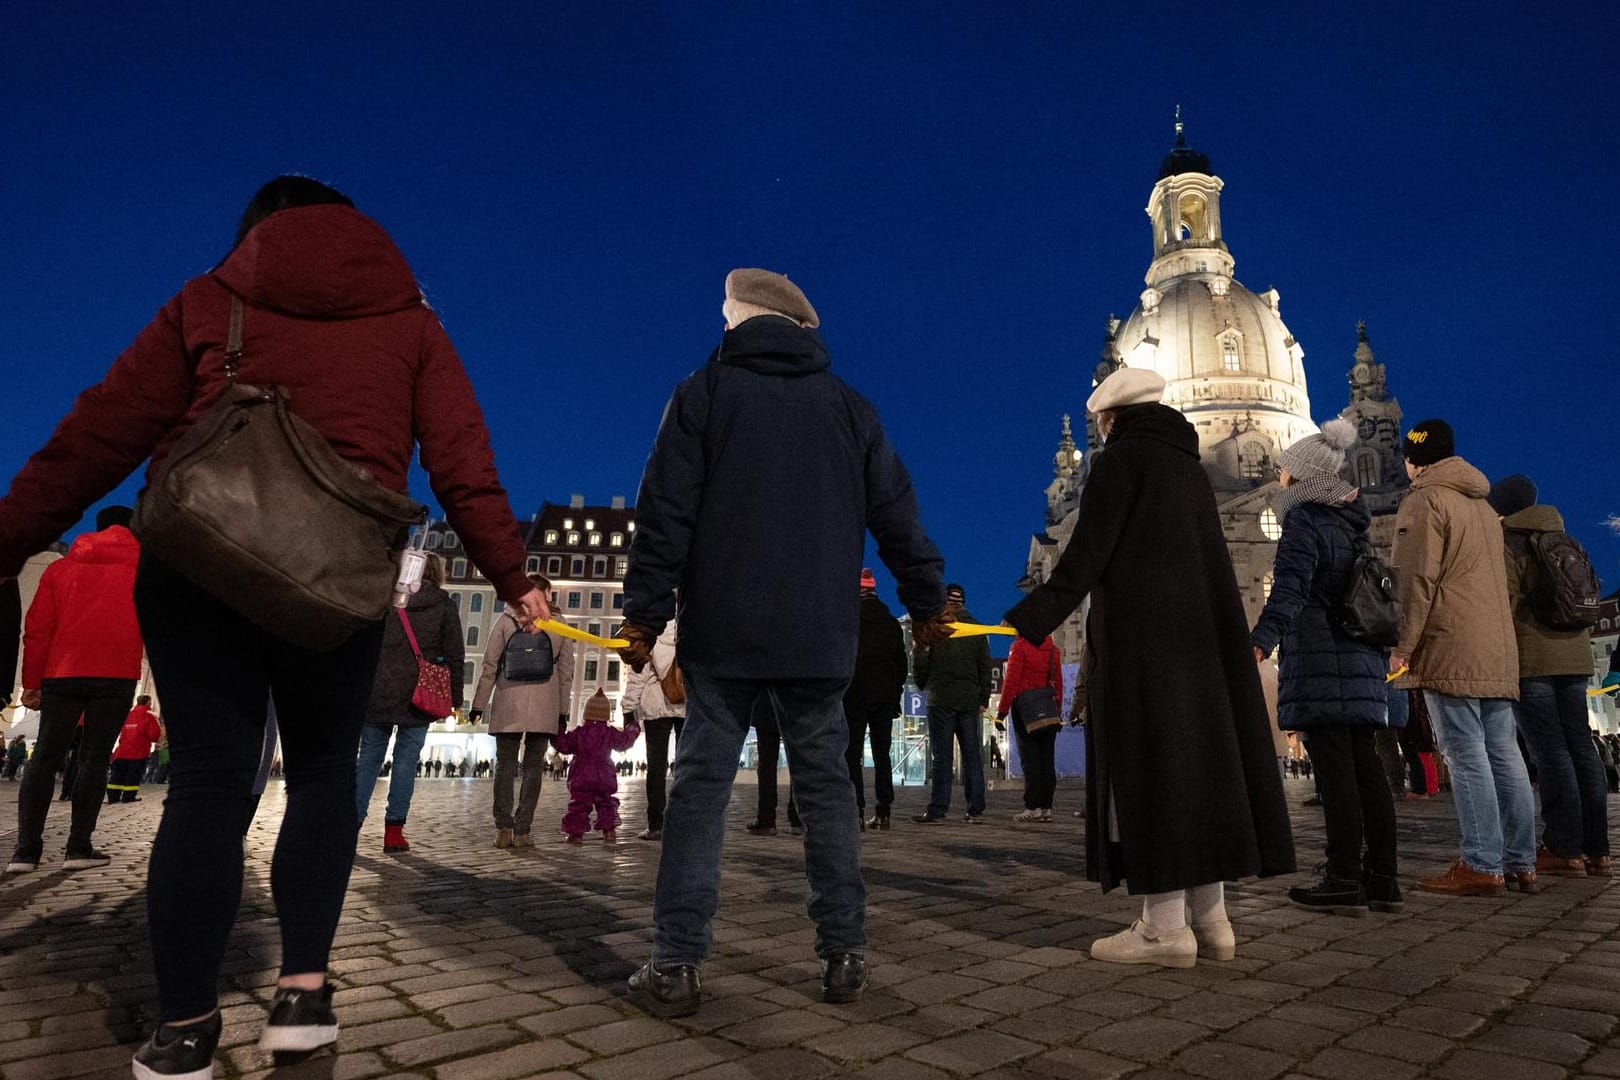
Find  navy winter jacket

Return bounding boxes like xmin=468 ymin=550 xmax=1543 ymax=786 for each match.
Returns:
xmin=624 ymin=316 xmax=945 ymax=680
xmin=1251 ymin=499 xmax=1388 ymax=730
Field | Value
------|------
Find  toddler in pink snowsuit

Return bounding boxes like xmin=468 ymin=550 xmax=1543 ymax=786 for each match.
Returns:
xmin=556 ymin=689 xmax=641 ymax=843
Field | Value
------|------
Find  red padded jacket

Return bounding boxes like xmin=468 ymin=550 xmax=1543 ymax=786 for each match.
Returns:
xmin=21 ymin=526 xmax=143 ymax=687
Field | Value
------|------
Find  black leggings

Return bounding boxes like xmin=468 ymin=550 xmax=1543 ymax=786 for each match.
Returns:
xmin=135 ymin=556 xmax=383 ymax=1020
xmin=1014 ymin=726 xmax=1058 ymax=810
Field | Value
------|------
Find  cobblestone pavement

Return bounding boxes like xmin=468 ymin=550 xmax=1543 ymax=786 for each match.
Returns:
xmin=3 ymin=773 xmax=1619 ymax=1080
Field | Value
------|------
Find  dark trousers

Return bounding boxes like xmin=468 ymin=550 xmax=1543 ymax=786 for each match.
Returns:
xmin=1396 ymin=723 xmax=1429 ymax=794
xmin=493 ymin=732 xmax=548 ymax=833
xmin=844 ymin=702 xmax=895 ymax=815
xmin=1304 ymin=725 xmax=1398 ymax=881
xmin=755 ymin=710 xmax=800 ymax=828
xmin=13 ymin=677 xmax=134 ymax=859
xmin=1014 ymin=725 xmax=1058 ymax=810
xmin=925 ymin=704 xmax=985 ymax=817
xmin=135 ymin=555 xmax=383 ymax=1021
xmin=643 ymin=716 xmax=684 ymax=831
xmin=107 ymin=758 xmax=146 ymax=803
xmin=1515 ymin=676 xmax=1610 ymax=858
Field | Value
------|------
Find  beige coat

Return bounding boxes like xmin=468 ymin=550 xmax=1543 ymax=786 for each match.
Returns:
xmin=1503 ymin=505 xmax=1593 ymax=678
xmin=1391 ymin=457 xmax=1519 ymax=700
xmin=621 ymin=624 xmax=683 ymax=720
xmin=471 ymin=614 xmax=575 ymax=735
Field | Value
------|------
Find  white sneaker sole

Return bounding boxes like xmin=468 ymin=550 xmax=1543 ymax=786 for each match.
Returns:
xmin=5 ymin=862 xmax=37 ymax=873
xmin=132 ymin=1056 xmax=213 ymax=1079
xmin=61 ymin=857 xmax=110 ymax=871
xmin=257 ymin=1023 xmax=338 ymax=1052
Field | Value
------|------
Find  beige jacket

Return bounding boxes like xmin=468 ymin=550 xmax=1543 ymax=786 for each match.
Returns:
xmin=621 ymin=624 xmax=684 ymax=720
xmin=1503 ymin=505 xmax=1593 ymax=678
xmin=1391 ymin=457 xmax=1519 ymax=700
xmin=471 ymin=614 xmax=575 ymax=734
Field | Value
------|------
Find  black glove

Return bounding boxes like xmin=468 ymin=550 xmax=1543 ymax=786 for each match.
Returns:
xmin=468 ymin=708 xmax=484 ymax=724
xmin=622 ymin=711 xmax=637 ymax=727
xmin=993 ymin=718 xmax=1006 ymax=733
xmin=558 ymin=713 xmax=568 ymax=731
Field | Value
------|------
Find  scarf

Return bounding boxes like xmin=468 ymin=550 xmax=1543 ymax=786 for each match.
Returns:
xmin=1272 ymin=475 xmax=1359 ymax=521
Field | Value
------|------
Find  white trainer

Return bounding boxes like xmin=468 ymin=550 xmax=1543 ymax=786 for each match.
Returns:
xmin=1090 ymin=920 xmax=1197 ymax=969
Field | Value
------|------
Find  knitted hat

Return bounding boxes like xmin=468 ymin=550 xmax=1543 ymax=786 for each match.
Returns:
xmin=1086 ymin=368 xmax=1166 ymax=414
xmin=723 ymin=268 xmax=819 ymax=329
xmin=95 ymin=505 xmax=133 ymax=531
xmin=1403 ymin=419 xmax=1455 ymax=467
xmin=582 ymin=689 xmax=612 ymax=724
xmin=945 ymin=583 xmax=966 ymax=605
xmin=860 ymin=567 xmax=877 ymax=591
xmin=1487 ymin=474 xmax=1537 ymax=517
xmin=1279 ymin=418 xmax=1357 ymax=482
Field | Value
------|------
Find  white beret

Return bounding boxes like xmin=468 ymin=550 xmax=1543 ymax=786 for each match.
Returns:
xmin=1086 ymin=367 xmax=1167 ymax=413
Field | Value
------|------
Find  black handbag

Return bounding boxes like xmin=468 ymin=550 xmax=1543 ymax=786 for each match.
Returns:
xmin=1334 ymin=536 xmax=1401 ymax=648
xmin=132 ymin=295 xmax=426 ymax=650
xmin=1013 ymin=648 xmax=1064 ymax=734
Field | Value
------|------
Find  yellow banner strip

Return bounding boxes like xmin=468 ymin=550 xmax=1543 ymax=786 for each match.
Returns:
xmin=1385 ymin=666 xmax=1409 ymax=684
xmin=1588 ymin=685 xmax=1620 ymax=698
xmin=948 ymin=622 xmax=1018 ymax=638
xmin=532 ymin=619 xmax=630 ymax=650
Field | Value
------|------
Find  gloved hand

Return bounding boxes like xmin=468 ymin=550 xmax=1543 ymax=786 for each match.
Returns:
xmin=993 ymin=718 xmax=1006 ymax=733
xmin=617 ymin=621 xmax=657 ymax=672
xmin=911 ymin=609 xmax=956 ymax=649
xmin=622 ymin=711 xmax=637 ymax=727
xmin=468 ymin=707 xmax=484 ymax=724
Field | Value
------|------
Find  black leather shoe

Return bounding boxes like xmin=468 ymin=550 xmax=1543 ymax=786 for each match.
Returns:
xmin=744 ymin=822 xmax=777 ymax=836
xmin=1287 ymin=876 xmax=1368 ymax=916
xmin=628 ymin=960 xmax=702 ymax=1017
xmin=1363 ymin=871 xmax=1405 ymax=913
xmin=866 ymin=813 xmax=890 ymax=831
xmin=822 ymin=952 xmax=868 ymax=1004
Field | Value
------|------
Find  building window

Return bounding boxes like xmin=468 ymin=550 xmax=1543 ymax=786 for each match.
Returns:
xmin=526 ymin=556 xmax=540 ymax=573
xmin=590 ymin=592 xmax=604 ymax=610
xmin=544 ymin=530 xmax=559 ymax=544
xmin=613 ymin=594 xmax=625 ymax=611
xmin=1604 ymin=618 xmax=1613 ymax=631
xmin=584 ymin=519 xmax=595 ymax=531
xmin=425 ymin=532 xmax=441 ymax=549
xmin=608 ymin=660 xmax=621 ymax=684
xmin=567 ymin=531 xmax=581 ymax=546
xmin=451 ymin=558 xmax=467 ymax=578
xmin=563 ymin=518 xmax=574 ymax=530
xmin=494 ymin=600 xmax=504 ymax=614
xmin=584 ymin=658 xmax=599 ymax=682
xmin=469 ymin=594 xmax=483 ymax=613
xmin=567 ymin=591 xmax=582 ymax=609
xmin=1221 ymin=338 xmax=1240 ymax=372
xmin=588 ymin=621 xmax=601 ymax=637
xmin=588 ymin=532 xmax=602 ymax=547
xmin=444 ymin=531 xmax=458 ymax=548
xmin=611 ymin=533 xmax=624 ymax=547
xmin=1262 ymin=572 xmax=1275 ymax=601
xmin=547 ymin=556 xmax=562 ymax=576
xmin=593 ymin=557 xmax=608 ymax=577
xmin=1356 ymin=452 xmax=1377 ymax=490
xmin=615 ymin=557 xmax=628 ymax=578
xmin=451 ymin=593 xmax=462 ymax=611
xmin=550 ymin=591 xmax=559 ymax=608
xmin=1259 ymin=508 xmax=1282 ymax=541
xmin=1239 ymin=441 xmax=1268 ymax=480
xmin=467 ymin=625 xmax=480 ymax=646
xmin=571 ymin=556 xmax=585 ymax=577
xmin=464 ymin=662 xmax=475 ymax=687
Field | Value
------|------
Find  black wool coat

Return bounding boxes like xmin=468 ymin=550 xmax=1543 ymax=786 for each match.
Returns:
xmin=845 ymin=593 xmax=908 ymax=714
xmin=624 ymin=316 xmax=945 ymax=680
xmin=365 ymin=583 xmax=465 ymax=727
xmin=1251 ymin=500 xmax=1389 ymax=730
xmin=1005 ymin=404 xmax=1295 ymax=894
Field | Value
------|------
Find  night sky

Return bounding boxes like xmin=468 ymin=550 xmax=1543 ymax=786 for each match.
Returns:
xmin=3 ymin=5 xmax=1611 ymax=646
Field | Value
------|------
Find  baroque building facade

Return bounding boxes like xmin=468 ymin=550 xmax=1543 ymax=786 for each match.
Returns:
xmin=1022 ymin=121 xmax=1407 ymax=661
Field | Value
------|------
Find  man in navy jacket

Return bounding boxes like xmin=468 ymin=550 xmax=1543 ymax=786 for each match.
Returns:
xmin=620 ymin=268 xmax=949 ymax=1016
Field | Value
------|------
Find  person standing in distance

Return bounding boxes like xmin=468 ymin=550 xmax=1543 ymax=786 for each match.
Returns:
xmin=911 ymin=584 xmax=992 ymax=824
xmin=845 ymin=568 xmax=907 ymax=830
xmin=618 ymin=268 xmax=949 ymax=1017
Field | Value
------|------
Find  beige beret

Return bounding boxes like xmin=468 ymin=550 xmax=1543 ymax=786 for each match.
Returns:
xmin=724 ymin=268 xmax=819 ymax=329
xmin=1086 ymin=367 xmax=1167 ymax=413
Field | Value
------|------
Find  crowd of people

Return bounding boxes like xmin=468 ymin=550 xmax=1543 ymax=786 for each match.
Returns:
xmin=0 ymin=176 xmax=1610 ymax=1078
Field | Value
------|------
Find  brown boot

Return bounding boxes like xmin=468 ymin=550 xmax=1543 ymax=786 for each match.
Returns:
xmin=1507 ymin=869 xmax=1541 ymax=894
xmin=1586 ymin=855 xmax=1613 ymax=878
xmin=602 ymin=829 xmax=617 ymax=845
xmin=1535 ymin=847 xmax=1586 ymax=878
xmin=494 ymin=827 xmax=515 ymax=849
xmin=1416 ymin=859 xmax=1505 ymax=897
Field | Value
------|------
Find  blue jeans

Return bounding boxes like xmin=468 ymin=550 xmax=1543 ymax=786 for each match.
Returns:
xmin=654 ymin=672 xmax=862 ymax=967
xmin=1515 ymin=676 xmax=1611 ymax=859
xmin=355 ymin=723 xmax=428 ymax=825
xmin=925 ymin=705 xmax=985 ymax=817
xmin=1425 ymin=692 xmax=1536 ymax=875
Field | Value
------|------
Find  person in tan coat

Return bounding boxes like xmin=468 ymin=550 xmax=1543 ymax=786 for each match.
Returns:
xmin=1490 ymin=475 xmax=1610 ymax=879
xmin=469 ymin=574 xmax=575 ymax=848
xmin=1390 ymin=421 xmax=1535 ymax=896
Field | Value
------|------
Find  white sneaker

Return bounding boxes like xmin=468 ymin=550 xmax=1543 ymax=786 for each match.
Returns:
xmin=1012 ymin=809 xmax=1043 ymax=823
xmin=1090 ymin=920 xmax=1197 ymax=969
xmin=1038 ymin=809 xmax=1052 ymax=822
xmin=1190 ymin=918 xmax=1235 ymax=961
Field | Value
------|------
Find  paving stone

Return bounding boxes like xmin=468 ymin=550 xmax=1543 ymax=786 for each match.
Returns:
xmin=801 ymin=1021 xmax=930 ymax=1061
xmin=1433 ymin=1048 xmax=1569 ymax=1080
xmin=1469 ymin=1023 xmax=1593 ymax=1065
xmin=1338 ymin=1023 xmax=1453 ymax=1064
xmin=386 ymin=1023 xmax=524 ymax=1067
xmin=1299 ymin=1046 xmax=1424 ymax=1080
xmin=1081 ymin=1016 xmax=1209 ymax=1062
xmin=1174 ymin=1040 xmax=1293 ymax=1080
xmin=435 ymin=1040 xmax=593 ymax=1080
xmin=906 ymin=1029 xmax=1045 ymax=1075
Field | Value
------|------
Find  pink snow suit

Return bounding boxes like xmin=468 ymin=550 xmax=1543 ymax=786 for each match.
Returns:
xmin=555 ymin=720 xmax=641 ymax=835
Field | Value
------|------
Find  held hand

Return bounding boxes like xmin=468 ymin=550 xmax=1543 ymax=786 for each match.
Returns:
xmin=20 ymin=688 xmax=41 ymax=710
xmin=468 ymin=708 xmax=484 ymax=724
xmin=1389 ymin=654 xmax=1408 ymax=676
xmin=616 ymin=621 xmax=656 ymax=672
xmin=1253 ymin=646 xmax=1265 ymax=663
xmin=514 ymin=588 xmax=552 ymax=625
xmin=911 ymin=611 xmax=955 ymax=649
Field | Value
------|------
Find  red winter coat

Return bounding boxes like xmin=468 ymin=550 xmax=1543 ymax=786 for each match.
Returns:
xmin=21 ymin=526 xmax=144 ymax=688
xmin=113 ymin=704 xmax=163 ymax=761
xmin=0 ymin=205 xmax=530 ymax=603
xmin=996 ymin=635 xmax=1064 ymax=721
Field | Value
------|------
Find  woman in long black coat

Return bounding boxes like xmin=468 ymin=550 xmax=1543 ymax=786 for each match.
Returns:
xmin=1005 ymin=369 xmax=1294 ymax=969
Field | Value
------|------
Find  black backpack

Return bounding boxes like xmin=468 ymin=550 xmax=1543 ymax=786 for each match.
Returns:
xmin=1508 ymin=529 xmax=1601 ymax=631
xmin=500 ymin=616 xmax=555 ymax=682
xmin=1335 ymin=535 xmax=1402 ymax=648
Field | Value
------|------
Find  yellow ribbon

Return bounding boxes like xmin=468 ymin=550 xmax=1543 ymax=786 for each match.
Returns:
xmin=1385 ymin=666 xmax=1408 ymax=684
xmin=948 ymin=622 xmax=1018 ymax=638
xmin=532 ymin=619 xmax=629 ymax=650
xmin=1588 ymin=685 xmax=1620 ymax=698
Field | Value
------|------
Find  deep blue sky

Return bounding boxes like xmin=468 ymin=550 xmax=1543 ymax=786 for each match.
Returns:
xmin=3 ymin=4 xmax=1612 ymax=643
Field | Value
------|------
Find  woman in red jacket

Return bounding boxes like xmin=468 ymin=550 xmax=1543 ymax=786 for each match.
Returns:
xmin=0 ymin=177 xmax=550 ymax=1080
xmin=996 ymin=634 xmax=1065 ymax=822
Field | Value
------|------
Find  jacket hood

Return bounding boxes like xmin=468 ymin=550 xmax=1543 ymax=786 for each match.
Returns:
xmin=1315 ymin=498 xmax=1372 ymax=533
xmin=1411 ymin=455 xmax=1490 ymax=499
xmin=1503 ymin=505 xmax=1566 ymax=532
xmin=715 ymin=315 xmax=831 ymax=377
xmin=1107 ymin=403 xmax=1199 ymax=458
xmin=67 ymin=525 xmax=140 ymax=566
xmin=404 ymin=581 xmax=447 ymax=611
xmin=212 ymin=205 xmax=424 ymax=318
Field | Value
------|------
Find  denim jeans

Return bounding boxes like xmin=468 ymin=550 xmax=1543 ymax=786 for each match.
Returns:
xmin=1515 ymin=676 xmax=1610 ymax=858
xmin=1425 ymin=692 xmax=1537 ymax=875
xmin=355 ymin=723 xmax=429 ymax=825
xmin=654 ymin=672 xmax=860 ymax=967
xmin=925 ymin=704 xmax=985 ymax=817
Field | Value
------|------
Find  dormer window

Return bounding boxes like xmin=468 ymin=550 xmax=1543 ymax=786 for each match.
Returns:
xmin=588 ymin=532 xmax=602 ymax=547
xmin=544 ymin=530 xmax=559 ymax=544
xmin=1222 ymin=338 xmax=1240 ymax=372
xmin=567 ymin=531 xmax=581 ymax=545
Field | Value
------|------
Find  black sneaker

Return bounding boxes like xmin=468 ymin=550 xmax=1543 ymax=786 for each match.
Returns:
xmin=628 ymin=959 xmax=702 ymax=1017
xmin=258 ymin=982 xmax=338 ymax=1053
xmin=964 ymin=813 xmax=984 ymax=825
xmin=910 ymin=813 xmax=947 ymax=825
xmin=1288 ymin=876 xmax=1368 ymax=916
xmin=62 ymin=847 xmax=111 ymax=871
xmin=821 ymin=952 xmax=868 ymax=1004
xmin=1364 ymin=872 xmax=1405 ymax=914
xmin=132 ymin=1011 xmax=221 ymax=1079
xmin=744 ymin=822 xmax=777 ymax=837
xmin=866 ymin=813 xmax=890 ymax=831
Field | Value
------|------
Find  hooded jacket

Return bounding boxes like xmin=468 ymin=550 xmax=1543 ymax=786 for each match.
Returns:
xmin=0 ymin=205 xmax=529 ymax=602
xmin=21 ymin=526 xmax=144 ymax=687
xmin=113 ymin=704 xmax=163 ymax=761
xmin=365 ymin=582 xmax=466 ymax=725
xmin=1391 ymin=456 xmax=1519 ymax=699
xmin=845 ymin=593 xmax=907 ymax=713
xmin=624 ymin=315 xmax=945 ymax=679
xmin=1502 ymin=505 xmax=1592 ymax=678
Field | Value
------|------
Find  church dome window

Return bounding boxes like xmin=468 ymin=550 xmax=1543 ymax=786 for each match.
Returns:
xmin=1259 ymin=508 xmax=1282 ymax=541
xmin=1262 ymin=571 xmax=1275 ymax=600
xmin=1355 ymin=452 xmax=1377 ymax=490
xmin=1221 ymin=338 xmax=1240 ymax=372
xmin=1239 ymin=440 xmax=1269 ymax=480
xmin=1178 ymin=193 xmax=1209 ymax=241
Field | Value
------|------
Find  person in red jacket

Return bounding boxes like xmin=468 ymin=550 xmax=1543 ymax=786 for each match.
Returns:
xmin=996 ymin=634 xmax=1065 ymax=823
xmin=108 ymin=696 xmax=163 ymax=804
xmin=0 ymin=176 xmax=551 ymax=1079
xmin=9 ymin=505 xmax=143 ymax=874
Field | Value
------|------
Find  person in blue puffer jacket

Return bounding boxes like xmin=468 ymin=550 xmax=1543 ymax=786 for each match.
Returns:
xmin=1252 ymin=418 xmax=1399 ymax=916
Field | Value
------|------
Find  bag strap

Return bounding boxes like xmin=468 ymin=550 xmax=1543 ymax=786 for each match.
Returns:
xmin=396 ymin=608 xmax=425 ymax=660
xmin=1047 ymin=645 xmax=1057 ymax=687
xmin=225 ymin=296 xmax=244 ymax=382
